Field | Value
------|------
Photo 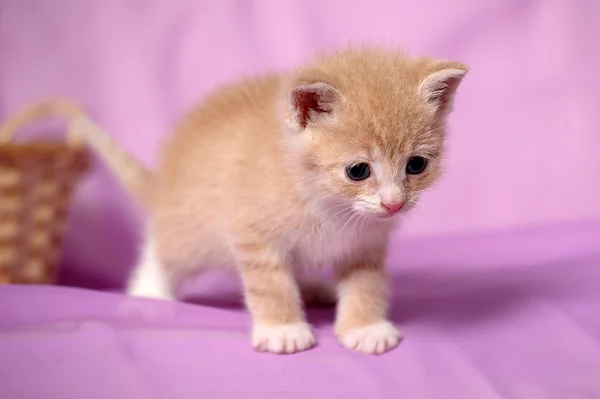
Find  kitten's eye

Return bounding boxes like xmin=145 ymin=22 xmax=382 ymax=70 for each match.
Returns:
xmin=406 ymin=156 xmax=428 ymax=175
xmin=346 ymin=163 xmax=371 ymax=181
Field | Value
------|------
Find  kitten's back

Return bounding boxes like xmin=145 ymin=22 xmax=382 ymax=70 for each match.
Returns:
xmin=147 ymin=74 xmax=308 ymax=267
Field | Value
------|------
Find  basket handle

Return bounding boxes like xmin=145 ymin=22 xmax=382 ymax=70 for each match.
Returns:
xmin=0 ymin=99 xmax=87 ymax=147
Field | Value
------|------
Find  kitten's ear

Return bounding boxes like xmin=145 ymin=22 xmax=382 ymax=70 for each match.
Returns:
xmin=419 ymin=62 xmax=468 ymax=117
xmin=287 ymin=82 xmax=342 ymax=130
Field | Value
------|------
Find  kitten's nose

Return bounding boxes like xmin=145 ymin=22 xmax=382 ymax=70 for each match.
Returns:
xmin=382 ymin=202 xmax=404 ymax=214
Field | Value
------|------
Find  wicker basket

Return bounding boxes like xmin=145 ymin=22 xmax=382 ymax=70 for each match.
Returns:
xmin=0 ymin=101 xmax=90 ymax=284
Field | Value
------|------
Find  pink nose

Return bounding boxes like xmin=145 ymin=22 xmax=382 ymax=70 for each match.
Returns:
xmin=382 ymin=202 xmax=404 ymax=213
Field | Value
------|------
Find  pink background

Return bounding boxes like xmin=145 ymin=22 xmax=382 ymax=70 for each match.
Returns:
xmin=1 ymin=0 xmax=599 ymax=286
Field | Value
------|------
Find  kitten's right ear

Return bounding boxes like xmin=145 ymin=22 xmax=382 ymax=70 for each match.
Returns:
xmin=286 ymin=82 xmax=342 ymax=131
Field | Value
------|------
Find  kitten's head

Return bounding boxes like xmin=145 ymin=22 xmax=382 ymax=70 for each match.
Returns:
xmin=282 ymin=47 xmax=468 ymax=221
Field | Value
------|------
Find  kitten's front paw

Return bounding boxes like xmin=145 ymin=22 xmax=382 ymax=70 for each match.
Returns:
xmin=252 ymin=322 xmax=316 ymax=354
xmin=336 ymin=320 xmax=402 ymax=355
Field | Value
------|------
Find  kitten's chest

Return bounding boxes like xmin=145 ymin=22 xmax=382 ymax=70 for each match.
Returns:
xmin=290 ymin=220 xmax=383 ymax=268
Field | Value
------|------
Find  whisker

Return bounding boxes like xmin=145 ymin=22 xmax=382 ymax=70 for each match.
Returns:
xmin=350 ymin=211 xmax=367 ymax=241
xmin=329 ymin=206 xmax=353 ymax=223
xmin=312 ymin=203 xmax=349 ymax=220
xmin=359 ymin=211 xmax=368 ymax=233
xmin=410 ymin=202 xmax=430 ymax=217
xmin=302 ymin=202 xmax=351 ymax=234
xmin=349 ymin=213 xmax=360 ymax=240
xmin=339 ymin=211 xmax=360 ymax=232
xmin=333 ymin=208 xmax=355 ymax=231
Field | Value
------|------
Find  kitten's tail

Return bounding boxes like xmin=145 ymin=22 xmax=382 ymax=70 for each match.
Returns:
xmin=71 ymin=113 xmax=151 ymax=205
xmin=0 ymin=99 xmax=152 ymax=205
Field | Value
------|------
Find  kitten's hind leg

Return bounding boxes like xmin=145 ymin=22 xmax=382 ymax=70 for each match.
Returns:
xmin=126 ymin=236 xmax=179 ymax=301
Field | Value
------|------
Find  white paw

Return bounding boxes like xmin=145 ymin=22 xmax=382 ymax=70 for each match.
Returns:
xmin=252 ymin=322 xmax=316 ymax=354
xmin=337 ymin=320 xmax=402 ymax=355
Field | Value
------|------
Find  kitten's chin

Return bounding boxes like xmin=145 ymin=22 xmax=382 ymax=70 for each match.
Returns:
xmin=356 ymin=208 xmax=400 ymax=222
xmin=373 ymin=212 xmax=399 ymax=222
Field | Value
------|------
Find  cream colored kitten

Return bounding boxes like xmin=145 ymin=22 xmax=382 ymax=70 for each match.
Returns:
xmin=77 ymin=46 xmax=468 ymax=355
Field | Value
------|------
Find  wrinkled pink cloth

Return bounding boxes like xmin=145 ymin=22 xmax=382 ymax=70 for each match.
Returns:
xmin=1 ymin=221 xmax=600 ymax=398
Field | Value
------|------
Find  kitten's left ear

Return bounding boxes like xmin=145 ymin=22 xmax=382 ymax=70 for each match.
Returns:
xmin=419 ymin=62 xmax=469 ymax=117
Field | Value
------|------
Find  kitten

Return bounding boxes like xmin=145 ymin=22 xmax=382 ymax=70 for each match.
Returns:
xmin=77 ymin=46 xmax=468 ymax=355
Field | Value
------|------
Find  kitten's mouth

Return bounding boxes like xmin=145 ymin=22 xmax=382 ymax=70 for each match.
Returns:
xmin=374 ymin=212 xmax=396 ymax=220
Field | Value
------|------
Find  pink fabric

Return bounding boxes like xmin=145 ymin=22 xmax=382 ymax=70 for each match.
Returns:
xmin=1 ymin=221 xmax=600 ymax=398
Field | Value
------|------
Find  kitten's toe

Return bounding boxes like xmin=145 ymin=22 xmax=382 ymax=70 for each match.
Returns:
xmin=336 ymin=320 xmax=402 ymax=355
xmin=252 ymin=322 xmax=316 ymax=354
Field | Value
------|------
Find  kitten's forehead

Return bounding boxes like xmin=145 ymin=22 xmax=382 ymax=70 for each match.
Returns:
xmin=314 ymin=51 xmax=438 ymax=148
xmin=339 ymin=100 xmax=436 ymax=160
xmin=295 ymin=46 xmax=461 ymax=164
